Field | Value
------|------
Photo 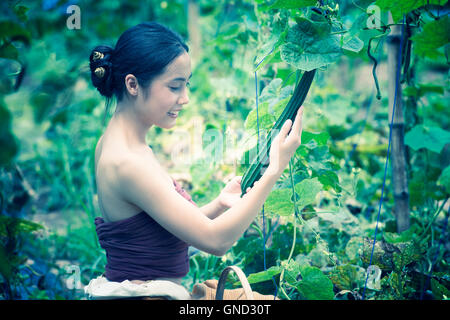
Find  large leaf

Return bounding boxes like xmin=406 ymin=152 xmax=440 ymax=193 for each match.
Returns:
xmin=411 ymin=16 xmax=450 ymax=58
xmin=296 ymin=265 xmax=334 ymax=300
xmin=404 ymin=124 xmax=450 ymax=153
xmin=375 ymin=0 xmax=449 ymax=23
xmin=294 ymin=177 xmax=323 ymax=210
xmin=280 ymin=17 xmax=342 ymax=71
xmin=265 ymin=188 xmax=295 ymax=216
xmin=266 ymin=178 xmax=323 ymax=215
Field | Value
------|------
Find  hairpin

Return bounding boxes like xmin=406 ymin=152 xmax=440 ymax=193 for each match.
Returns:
xmin=92 ymin=51 xmax=104 ymax=61
xmin=94 ymin=67 xmax=105 ymax=78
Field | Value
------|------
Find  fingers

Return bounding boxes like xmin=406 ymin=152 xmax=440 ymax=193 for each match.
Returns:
xmin=291 ymin=107 xmax=303 ymax=135
xmin=245 ymin=181 xmax=260 ymax=193
xmin=278 ymin=118 xmax=293 ymax=142
xmin=287 ymin=107 xmax=304 ymax=144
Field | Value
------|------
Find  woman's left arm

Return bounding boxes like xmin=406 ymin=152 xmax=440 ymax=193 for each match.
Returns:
xmin=199 ymin=197 xmax=228 ymax=219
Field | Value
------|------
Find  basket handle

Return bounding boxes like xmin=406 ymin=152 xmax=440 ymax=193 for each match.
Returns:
xmin=215 ymin=266 xmax=254 ymax=300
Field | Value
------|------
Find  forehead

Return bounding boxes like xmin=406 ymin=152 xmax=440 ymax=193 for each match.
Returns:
xmin=161 ymin=52 xmax=191 ymax=81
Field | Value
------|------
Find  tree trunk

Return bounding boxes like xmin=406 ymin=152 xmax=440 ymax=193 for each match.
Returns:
xmin=387 ymin=13 xmax=410 ymax=233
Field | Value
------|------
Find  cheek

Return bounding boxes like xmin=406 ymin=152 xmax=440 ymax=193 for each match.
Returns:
xmin=153 ymin=87 xmax=178 ymax=106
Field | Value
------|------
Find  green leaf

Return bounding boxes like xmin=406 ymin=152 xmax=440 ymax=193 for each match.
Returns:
xmin=383 ymin=225 xmax=418 ymax=243
xmin=404 ymin=124 xmax=450 ymax=153
xmin=265 ymin=188 xmax=295 ymax=216
xmin=0 ymin=21 xmax=31 ymax=45
xmin=431 ymin=278 xmax=450 ymax=300
xmin=0 ymin=216 xmax=44 ymax=238
xmin=245 ymin=266 xmax=282 ymax=284
xmin=0 ymin=101 xmax=18 ymax=165
xmin=280 ymin=18 xmax=342 ymax=71
xmin=0 ymin=43 xmax=19 ymax=60
xmin=317 ymin=210 xmax=359 ymax=234
xmin=296 ymin=265 xmax=334 ymax=300
xmin=0 ymin=245 xmax=13 ymax=280
xmin=244 ymin=101 xmax=274 ymax=133
xmin=392 ymin=241 xmax=426 ymax=271
xmin=375 ymin=0 xmax=449 ymax=23
xmin=345 ymin=237 xmax=364 ymax=262
xmin=438 ymin=166 xmax=450 ymax=194
xmin=268 ymin=0 xmax=317 ymax=9
xmin=316 ymin=170 xmax=341 ymax=192
xmin=294 ymin=177 xmax=323 ymax=211
xmin=330 ymin=264 xmax=364 ymax=290
xmin=341 ymin=35 xmax=364 ymax=53
xmin=411 ymin=16 xmax=450 ymax=58
xmin=403 ymin=83 xmax=445 ymax=97
xmin=302 ymin=131 xmax=330 ymax=146
xmin=14 ymin=5 xmax=29 ymax=22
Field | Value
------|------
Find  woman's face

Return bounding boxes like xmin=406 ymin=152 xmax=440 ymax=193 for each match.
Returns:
xmin=139 ymin=51 xmax=192 ymax=129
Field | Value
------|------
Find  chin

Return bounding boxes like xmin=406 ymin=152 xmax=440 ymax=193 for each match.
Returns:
xmin=157 ymin=122 xmax=176 ymax=130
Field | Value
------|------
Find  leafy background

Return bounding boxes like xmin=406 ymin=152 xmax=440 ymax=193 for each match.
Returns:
xmin=0 ymin=0 xmax=449 ymax=300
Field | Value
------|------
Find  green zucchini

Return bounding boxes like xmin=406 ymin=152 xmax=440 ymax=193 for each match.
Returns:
xmin=240 ymin=69 xmax=316 ymax=196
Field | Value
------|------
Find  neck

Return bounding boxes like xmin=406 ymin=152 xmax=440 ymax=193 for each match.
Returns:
xmin=108 ymin=100 xmax=151 ymax=148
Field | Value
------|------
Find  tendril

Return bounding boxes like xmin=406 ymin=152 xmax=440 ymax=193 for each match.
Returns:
xmin=367 ymin=36 xmax=382 ymax=100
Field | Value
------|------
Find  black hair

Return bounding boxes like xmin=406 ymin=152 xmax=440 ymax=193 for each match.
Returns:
xmin=89 ymin=22 xmax=189 ymax=104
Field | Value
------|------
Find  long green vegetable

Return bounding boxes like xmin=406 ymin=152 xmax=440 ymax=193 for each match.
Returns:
xmin=240 ymin=69 xmax=317 ymax=197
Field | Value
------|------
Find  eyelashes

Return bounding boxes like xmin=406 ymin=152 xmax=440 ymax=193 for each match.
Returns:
xmin=169 ymin=82 xmax=190 ymax=91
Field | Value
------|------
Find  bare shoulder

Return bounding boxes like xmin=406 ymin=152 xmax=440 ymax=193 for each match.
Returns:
xmin=115 ymin=153 xmax=177 ymax=211
xmin=116 ymin=153 xmax=173 ymax=191
xmin=115 ymin=153 xmax=220 ymax=253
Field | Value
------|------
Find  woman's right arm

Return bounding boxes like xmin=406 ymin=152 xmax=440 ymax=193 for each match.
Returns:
xmin=209 ymin=107 xmax=304 ymax=254
xmin=118 ymin=108 xmax=304 ymax=256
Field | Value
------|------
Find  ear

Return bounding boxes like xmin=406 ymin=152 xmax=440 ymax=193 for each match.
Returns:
xmin=124 ymin=74 xmax=139 ymax=97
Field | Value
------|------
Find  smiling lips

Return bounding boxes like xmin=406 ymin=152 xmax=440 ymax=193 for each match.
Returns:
xmin=168 ymin=109 xmax=182 ymax=118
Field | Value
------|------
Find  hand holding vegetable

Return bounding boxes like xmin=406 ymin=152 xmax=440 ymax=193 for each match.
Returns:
xmin=267 ymin=107 xmax=304 ymax=177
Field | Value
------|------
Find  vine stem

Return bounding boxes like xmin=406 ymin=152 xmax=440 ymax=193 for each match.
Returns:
xmin=278 ymin=158 xmax=298 ymax=300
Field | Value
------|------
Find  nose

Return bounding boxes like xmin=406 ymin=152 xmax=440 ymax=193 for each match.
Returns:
xmin=178 ymin=87 xmax=189 ymax=105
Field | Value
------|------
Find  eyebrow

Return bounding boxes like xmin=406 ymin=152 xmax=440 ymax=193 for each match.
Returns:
xmin=171 ymin=73 xmax=192 ymax=82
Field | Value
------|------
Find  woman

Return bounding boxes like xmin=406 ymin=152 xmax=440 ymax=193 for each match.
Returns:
xmin=85 ymin=22 xmax=304 ymax=300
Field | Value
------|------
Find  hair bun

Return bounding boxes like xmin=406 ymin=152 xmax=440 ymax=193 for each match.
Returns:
xmin=89 ymin=45 xmax=114 ymax=98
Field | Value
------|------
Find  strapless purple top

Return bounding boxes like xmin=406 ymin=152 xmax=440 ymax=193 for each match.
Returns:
xmin=95 ymin=178 xmax=197 ymax=282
